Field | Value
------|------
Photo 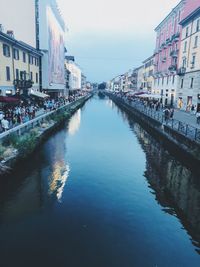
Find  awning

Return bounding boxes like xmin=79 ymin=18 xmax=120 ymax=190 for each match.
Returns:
xmin=30 ymin=90 xmax=49 ymax=99
xmin=133 ymin=92 xmax=147 ymax=96
xmin=0 ymin=96 xmax=20 ymax=103
xmin=138 ymin=94 xmax=161 ymax=99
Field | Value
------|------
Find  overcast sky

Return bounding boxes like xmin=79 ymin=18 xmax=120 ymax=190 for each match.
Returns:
xmin=0 ymin=0 xmax=180 ymax=83
xmin=57 ymin=0 xmax=179 ymax=82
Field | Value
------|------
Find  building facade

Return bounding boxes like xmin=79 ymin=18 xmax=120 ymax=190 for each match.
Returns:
xmin=142 ymin=55 xmax=155 ymax=93
xmin=137 ymin=65 xmax=144 ymax=91
xmin=153 ymin=0 xmax=186 ymax=106
xmin=0 ymin=30 xmax=41 ymax=97
xmin=36 ymin=0 xmax=66 ymax=97
xmin=177 ymin=6 xmax=200 ymax=110
xmin=65 ymin=57 xmax=82 ymax=91
xmin=81 ymin=73 xmax=87 ymax=90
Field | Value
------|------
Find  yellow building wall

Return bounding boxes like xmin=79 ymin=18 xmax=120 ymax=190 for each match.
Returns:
xmin=0 ymin=41 xmax=14 ymax=88
xmin=142 ymin=64 xmax=154 ymax=92
xmin=29 ymin=62 xmax=40 ymax=88
xmin=0 ymin=39 xmax=40 ymax=95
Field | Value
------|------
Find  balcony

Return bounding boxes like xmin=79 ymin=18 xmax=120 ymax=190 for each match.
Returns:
xmin=174 ymin=32 xmax=180 ymax=42
xmin=171 ymin=32 xmax=180 ymax=42
xmin=161 ymin=56 xmax=167 ymax=62
xmin=13 ymin=79 xmax=34 ymax=89
xmin=170 ymin=50 xmax=179 ymax=58
xmin=177 ymin=67 xmax=186 ymax=76
xmin=168 ymin=64 xmax=177 ymax=72
xmin=166 ymin=38 xmax=172 ymax=46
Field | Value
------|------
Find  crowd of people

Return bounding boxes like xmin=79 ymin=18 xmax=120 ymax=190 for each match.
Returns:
xmin=113 ymin=91 xmax=200 ymax=125
xmin=0 ymin=92 xmax=86 ymax=133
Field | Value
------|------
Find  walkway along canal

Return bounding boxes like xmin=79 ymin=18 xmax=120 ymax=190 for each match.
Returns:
xmin=0 ymin=95 xmax=200 ymax=267
xmin=0 ymin=94 xmax=91 ymax=175
xmin=106 ymin=92 xmax=200 ymax=166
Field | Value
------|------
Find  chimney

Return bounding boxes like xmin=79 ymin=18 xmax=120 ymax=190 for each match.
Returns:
xmin=7 ymin=30 xmax=14 ymax=38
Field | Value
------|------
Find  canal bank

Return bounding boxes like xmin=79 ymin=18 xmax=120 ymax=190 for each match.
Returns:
xmin=106 ymin=92 xmax=200 ymax=169
xmin=0 ymin=95 xmax=199 ymax=267
xmin=0 ymin=94 xmax=92 ymax=176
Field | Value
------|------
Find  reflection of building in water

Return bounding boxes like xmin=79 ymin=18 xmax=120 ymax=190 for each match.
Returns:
xmin=129 ymin=119 xmax=200 ymax=253
xmin=48 ymin=161 xmax=70 ymax=202
xmin=67 ymin=110 xmax=81 ymax=136
xmin=106 ymin=99 xmax=114 ymax=109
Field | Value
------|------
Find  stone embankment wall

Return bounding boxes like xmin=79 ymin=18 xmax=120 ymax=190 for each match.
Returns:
xmin=0 ymin=94 xmax=92 ymax=176
xmin=107 ymin=93 xmax=200 ymax=167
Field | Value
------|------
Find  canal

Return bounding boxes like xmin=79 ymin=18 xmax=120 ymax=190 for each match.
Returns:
xmin=0 ymin=95 xmax=200 ymax=267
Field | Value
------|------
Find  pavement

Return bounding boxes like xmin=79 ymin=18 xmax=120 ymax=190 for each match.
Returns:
xmin=173 ymin=109 xmax=200 ymax=129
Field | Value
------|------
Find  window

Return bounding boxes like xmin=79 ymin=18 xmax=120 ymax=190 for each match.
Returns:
xmin=16 ymin=69 xmax=19 ymax=80
xmin=29 ymin=55 xmax=34 ymax=65
xmin=13 ymin=48 xmax=19 ymax=60
xmin=23 ymin=52 xmax=26 ymax=63
xmin=181 ymin=79 xmax=184 ymax=88
xmin=6 ymin=66 xmax=10 ymax=81
xmin=186 ymin=27 xmax=189 ymax=38
xmin=162 ymin=77 xmax=164 ymax=85
xmin=190 ymin=78 xmax=194 ymax=88
xmin=197 ymin=19 xmax=200 ymax=32
xmin=178 ymin=11 xmax=181 ymax=22
xmin=182 ymin=58 xmax=186 ymax=68
xmin=191 ymin=55 xmax=196 ymax=68
xmin=167 ymin=76 xmax=169 ymax=85
xmin=3 ymin=44 xmax=10 ymax=57
xmin=30 ymin=72 xmax=33 ymax=81
xmin=172 ymin=75 xmax=175 ymax=84
xmin=36 ymin=73 xmax=38 ymax=83
xmin=184 ymin=41 xmax=187 ymax=52
xmin=194 ymin=36 xmax=198 ymax=47
xmin=20 ymin=71 xmax=26 ymax=80
xmin=35 ymin=57 xmax=39 ymax=66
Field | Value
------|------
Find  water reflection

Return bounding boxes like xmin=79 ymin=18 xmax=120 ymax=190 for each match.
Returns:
xmin=105 ymin=99 xmax=114 ymax=108
xmin=0 ymin=109 xmax=81 ymax=221
xmin=112 ymin=102 xmax=200 ymax=254
xmin=67 ymin=109 xmax=81 ymax=136
xmin=48 ymin=161 xmax=70 ymax=202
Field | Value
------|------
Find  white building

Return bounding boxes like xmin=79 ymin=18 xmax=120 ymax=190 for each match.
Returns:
xmin=36 ymin=0 xmax=66 ymax=97
xmin=65 ymin=57 xmax=82 ymax=91
xmin=177 ymin=6 xmax=200 ymax=111
xmin=137 ymin=65 xmax=144 ymax=91
xmin=0 ymin=0 xmax=67 ymax=97
xmin=81 ymin=73 xmax=87 ymax=90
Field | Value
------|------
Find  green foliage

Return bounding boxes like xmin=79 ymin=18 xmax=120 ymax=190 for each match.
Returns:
xmin=0 ymin=144 xmax=6 ymax=160
xmin=14 ymin=130 xmax=38 ymax=157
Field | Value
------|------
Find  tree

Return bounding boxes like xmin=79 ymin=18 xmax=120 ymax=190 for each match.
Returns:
xmin=98 ymin=82 xmax=106 ymax=90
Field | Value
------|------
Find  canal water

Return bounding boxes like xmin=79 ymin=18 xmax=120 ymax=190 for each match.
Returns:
xmin=0 ymin=95 xmax=200 ymax=267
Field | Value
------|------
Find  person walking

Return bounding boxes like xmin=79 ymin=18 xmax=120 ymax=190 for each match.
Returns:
xmin=163 ymin=107 xmax=170 ymax=123
xmin=1 ymin=118 xmax=9 ymax=132
xmin=170 ymin=108 xmax=174 ymax=119
xmin=196 ymin=111 xmax=200 ymax=124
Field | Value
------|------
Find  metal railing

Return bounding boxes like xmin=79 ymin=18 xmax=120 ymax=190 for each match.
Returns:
xmin=0 ymin=95 xmax=90 ymax=141
xmin=113 ymin=95 xmax=200 ymax=144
